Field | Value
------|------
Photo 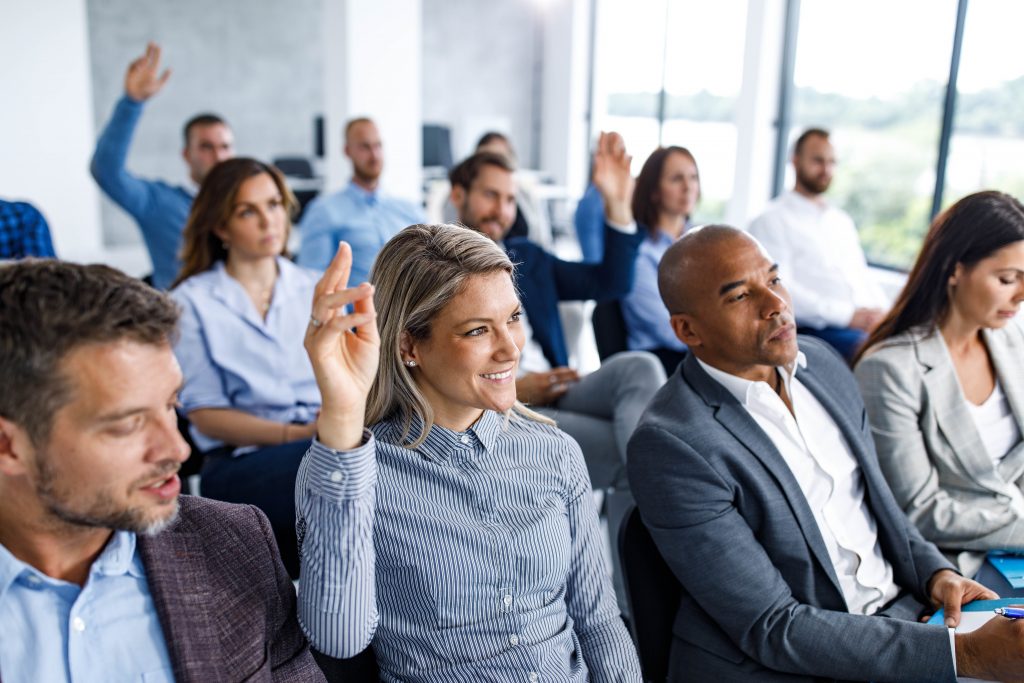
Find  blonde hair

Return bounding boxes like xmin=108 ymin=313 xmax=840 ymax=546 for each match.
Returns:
xmin=367 ymin=223 xmax=553 ymax=447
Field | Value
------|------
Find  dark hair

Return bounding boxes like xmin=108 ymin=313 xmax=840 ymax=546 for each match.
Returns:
xmin=448 ymin=151 xmax=516 ymax=191
xmin=476 ymin=131 xmax=510 ymax=150
xmin=174 ymin=158 xmax=297 ymax=287
xmin=632 ymin=146 xmax=699 ymax=232
xmin=344 ymin=117 xmax=374 ymax=140
xmin=183 ymin=113 xmax=228 ymax=147
xmin=793 ymin=127 xmax=829 ymax=156
xmin=856 ymin=191 xmax=1024 ymax=363
xmin=0 ymin=260 xmax=179 ymax=445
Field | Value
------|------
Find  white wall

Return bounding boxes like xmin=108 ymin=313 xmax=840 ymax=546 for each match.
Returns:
xmin=321 ymin=0 xmax=422 ymax=199
xmin=0 ymin=0 xmax=103 ymax=262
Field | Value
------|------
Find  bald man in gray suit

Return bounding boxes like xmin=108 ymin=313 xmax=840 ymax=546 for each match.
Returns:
xmin=627 ymin=226 xmax=1024 ymax=682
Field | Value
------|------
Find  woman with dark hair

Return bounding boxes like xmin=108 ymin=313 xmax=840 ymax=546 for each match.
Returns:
xmin=171 ymin=157 xmax=321 ymax=577
xmin=621 ymin=145 xmax=700 ymax=374
xmin=854 ymin=191 xmax=1024 ymax=588
xmin=295 ymin=224 xmax=642 ymax=678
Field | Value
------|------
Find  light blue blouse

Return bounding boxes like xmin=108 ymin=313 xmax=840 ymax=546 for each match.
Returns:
xmin=171 ymin=257 xmax=321 ymax=452
xmin=622 ymin=230 xmax=687 ymax=352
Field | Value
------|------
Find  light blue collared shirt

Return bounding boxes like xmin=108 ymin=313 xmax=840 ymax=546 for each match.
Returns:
xmin=295 ymin=410 xmax=642 ymax=682
xmin=171 ymin=256 xmax=321 ymax=451
xmin=621 ymin=230 xmax=688 ymax=353
xmin=297 ymin=181 xmax=425 ymax=285
xmin=0 ymin=530 xmax=174 ymax=683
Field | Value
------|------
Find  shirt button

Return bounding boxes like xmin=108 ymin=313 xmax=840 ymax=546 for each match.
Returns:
xmin=503 ymin=594 xmax=513 ymax=606
xmin=460 ymin=435 xmax=470 ymax=445
xmin=508 ymin=634 xmax=519 ymax=646
xmin=71 ymin=617 xmax=86 ymax=632
xmin=329 ymin=470 xmax=344 ymax=483
xmin=529 ymin=673 xmax=539 ymax=682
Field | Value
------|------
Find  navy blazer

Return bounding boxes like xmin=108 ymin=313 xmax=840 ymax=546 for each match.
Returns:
xmin=505 ymin=223 xmax=643 ymax=367
xmin=628 ymin=337 xmax=956 ymax=682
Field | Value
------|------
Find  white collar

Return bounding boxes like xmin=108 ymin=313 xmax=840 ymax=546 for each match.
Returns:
xmin=696 ymin=350 xmax=807 ymax=407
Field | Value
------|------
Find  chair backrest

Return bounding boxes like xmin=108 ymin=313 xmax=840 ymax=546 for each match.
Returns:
xmin=619 ymin=504 xmax=681 ymax=682
xmin=592 ymin=299 xmax=628 ymax=361
xmin=422 ymin=124 xmax=454 ymax=169
xmin=273 ymin=156 xmax=315 ymax=179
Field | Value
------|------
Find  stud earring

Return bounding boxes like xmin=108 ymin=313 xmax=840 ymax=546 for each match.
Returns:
xmin=404 ymin=360 xmax=417 ymax=367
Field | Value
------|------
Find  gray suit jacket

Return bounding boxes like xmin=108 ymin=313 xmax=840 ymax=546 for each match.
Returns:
xmin=137 ymin=496 xmax=324 ymax=682
xmin=855 ymin=324 xmax=1024 ymax=575
xmin=627 ymin=337 xmax=956 ymax=683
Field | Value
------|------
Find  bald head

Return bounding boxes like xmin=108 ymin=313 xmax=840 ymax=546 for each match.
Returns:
xmin=658 ymin=225 xmax=754 ymax=314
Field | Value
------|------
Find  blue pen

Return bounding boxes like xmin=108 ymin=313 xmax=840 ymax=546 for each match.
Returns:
xmin=993 ymin=607 xmax=1024 ymax=619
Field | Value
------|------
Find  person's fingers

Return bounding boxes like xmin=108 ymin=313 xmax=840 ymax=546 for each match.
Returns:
xmin=943 ymin=583 xmax=963 ymax=628
xmin=158 ymin=68 xmax=171 ymax=87
xmin=149 ymin=43 xmax=162 ymax=69
xmin=320 ymin=242 xmax=353 ymax=296
xmin=350 ymin=289 xmax=379 ymax=344
xmin=309 ymin=284 xmax=369 ymax=331
xmin=550 ymin=367 xmax=579 ymax=382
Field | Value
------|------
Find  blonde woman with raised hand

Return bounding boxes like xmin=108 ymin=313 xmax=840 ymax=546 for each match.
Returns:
xmin=295 ymin=225 xmax=641 ymax=681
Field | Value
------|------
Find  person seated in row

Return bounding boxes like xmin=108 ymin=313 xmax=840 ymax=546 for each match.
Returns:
xmin=294 ymin=225 xmax=642 ymax=680
xmin=0 ymin=260 xmax=322 ymax=682
xmin=474 ymin=131 xmax=532 ymax=242
xmin=621 ymin=145 xmax=701 ymax=375
xmin=171 ymin=158 xmax=320 ymax=578
xmin=748 ymin=127 xmax=888 ymax=361
xmin=628 ymin=225 xmax=1024 ymax=682
xmin=448 ymin=135 xmax=666 ymax=491
xmin=298 ymin=116 xmax=424 ymax=283
xmin=0 ymin=197 xmax=55 ymax=259
xmin=91 ymin=42 xmax=235 ymax=289
xmin=855 ymin=191 xmax=1024 ymax=592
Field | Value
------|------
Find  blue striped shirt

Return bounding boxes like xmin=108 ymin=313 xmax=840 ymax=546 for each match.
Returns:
xmin=295 ymin=410 xmax=641 ymax=682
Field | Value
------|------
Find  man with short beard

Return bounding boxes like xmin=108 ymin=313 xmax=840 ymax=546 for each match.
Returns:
xmin=298 ymin=117 xmax=425 ymax=285
xmin=748 ymin=127 xmax=888 ymax=361
xmin=0 ymin=261 xmax=324 ymax=682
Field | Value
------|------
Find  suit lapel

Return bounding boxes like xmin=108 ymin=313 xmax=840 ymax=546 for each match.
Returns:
xmin=139 ymin=529 xmax=226 ymax=682
xmin=683 ymin=356 xmax=845 ymax=599
xmin=918 ymin=331 xmax=1007 ymax=494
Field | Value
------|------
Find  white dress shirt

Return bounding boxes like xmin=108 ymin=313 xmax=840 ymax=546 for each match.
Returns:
xmin=967 ymin=379 xmax=1022 ymax=466
xmin=747 ymin=191 xmax=888 ymax=329
xmin=697 ymin=352 xmax=900 ymax=616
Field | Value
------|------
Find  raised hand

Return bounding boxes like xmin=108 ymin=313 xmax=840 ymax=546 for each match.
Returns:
xmin=125 ymin=42 xmax=171 ymax=102
xmin=592 ymin=131 xmax=634 ymax=225
xmin=304 ymin=242 xmax=380 ymax=450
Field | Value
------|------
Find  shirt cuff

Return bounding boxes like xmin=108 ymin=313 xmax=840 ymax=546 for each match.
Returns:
xmin=303 ymin=432 xmax=377 ymax=500
xmin=948 ymin=627 xmax=957 ymax=675
xmin=605 ymin=219 xmax=637 ymax=234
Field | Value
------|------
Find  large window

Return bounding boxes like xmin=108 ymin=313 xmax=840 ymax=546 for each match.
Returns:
xmin=787 ymin=0 xmax=956 ymax=269
xmin=942 ymin=0 xmax=1024 ymax=208
xmin=591 ymin=0 xmax=747 ymax=223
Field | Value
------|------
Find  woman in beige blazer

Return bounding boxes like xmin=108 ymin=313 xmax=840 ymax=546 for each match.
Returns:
xmin=855 ymin=191 xmax=1024 ymax=582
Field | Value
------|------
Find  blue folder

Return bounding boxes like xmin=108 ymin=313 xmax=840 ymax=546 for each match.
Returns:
xmin=926 ymin=597 xmax=1024 ymax=625
xmin=987 ymin=551 xmax=1024 ymax=589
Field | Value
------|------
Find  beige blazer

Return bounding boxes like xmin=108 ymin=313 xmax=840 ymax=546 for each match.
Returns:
xmin=855 ymin=323 xmax=1024 ymax=575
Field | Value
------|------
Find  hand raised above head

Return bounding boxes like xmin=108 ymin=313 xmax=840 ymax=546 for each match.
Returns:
xmin=124 ymin=42 xmax=171 ymax=102
xmin=592 ymin=131 xmax=634 ymax=225
xmin=305 ymin=242 xmax=380 ymax=450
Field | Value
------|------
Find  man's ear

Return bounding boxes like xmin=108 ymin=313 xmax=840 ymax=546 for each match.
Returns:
xmin=449 ymin=184 xmax=466 ymax=209
xmin=0 ymin=416 xmax=33 ymax=477
xmin=671 ymin=313 xmax=702 ymax=348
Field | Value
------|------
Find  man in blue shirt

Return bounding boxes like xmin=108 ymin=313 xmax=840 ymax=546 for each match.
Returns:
xmin=91 ymin=43 xmax=235 ymax=289
xmin=0 ymin=260 xmax=324 ymax=682
xmin=448 ymin=141 xmax=666 ymax=491
xmin=298 ymin=117 xmax=424 ymax=284
xmin=0 ymin=198 xmax=55 ymax=259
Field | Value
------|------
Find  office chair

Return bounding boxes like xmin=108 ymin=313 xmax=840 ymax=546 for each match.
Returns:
xmin=272 ymin=156 xmax=315 ymax=179
xmin=619 ymin=504 xmax=681 ymax=682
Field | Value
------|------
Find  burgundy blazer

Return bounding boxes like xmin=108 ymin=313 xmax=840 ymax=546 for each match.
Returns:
xmin=137 ymin=495 xmax=324 ymax=682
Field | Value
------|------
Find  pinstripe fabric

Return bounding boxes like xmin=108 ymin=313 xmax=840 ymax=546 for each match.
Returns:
xmin=295 ymin=410 xmax=641 ymax=682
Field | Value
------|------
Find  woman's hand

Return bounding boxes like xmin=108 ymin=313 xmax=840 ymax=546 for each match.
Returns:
xmin=304 ymin=243 xmax=380 ymax=450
